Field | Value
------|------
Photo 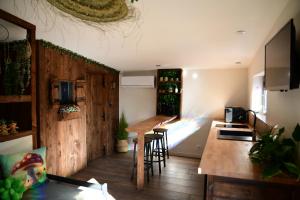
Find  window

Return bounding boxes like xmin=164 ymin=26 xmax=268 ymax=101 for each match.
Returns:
xmin=251 ymin=73 xmax=267 ymax=114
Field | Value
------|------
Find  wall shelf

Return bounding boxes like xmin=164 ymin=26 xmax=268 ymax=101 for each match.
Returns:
xmin=0 ymin=95 xmax=32 ymax=103
xmin=157 ymin=69 xmax=182 ymax=118
xmin=0 ymin=130 xmax=33 ymax=142
xmin=0 ymin=9 xmax=37 ymax=148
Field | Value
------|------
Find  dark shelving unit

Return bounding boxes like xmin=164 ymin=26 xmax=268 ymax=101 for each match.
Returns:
xmin=156 ymin=69 xmax=182 ymax=118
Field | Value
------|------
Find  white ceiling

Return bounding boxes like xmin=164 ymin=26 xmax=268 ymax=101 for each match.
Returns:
xmin=0 ymin=0 xmax=289 ymax=71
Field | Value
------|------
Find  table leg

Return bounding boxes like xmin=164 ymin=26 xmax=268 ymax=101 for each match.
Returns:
xmin=137 ymin=132 xmax=145 ymax=190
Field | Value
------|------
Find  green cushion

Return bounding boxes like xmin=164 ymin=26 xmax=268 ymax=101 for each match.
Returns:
xmin=0 ymin=147 xmax=47 ymax=190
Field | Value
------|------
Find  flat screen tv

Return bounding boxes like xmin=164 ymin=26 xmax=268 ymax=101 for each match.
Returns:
xmin=265 ymin=19 xmax=298 ymax=91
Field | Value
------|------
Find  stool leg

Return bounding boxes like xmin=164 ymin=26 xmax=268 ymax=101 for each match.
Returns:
xmin=131 ymin=142 xmax=137 ymax=180
xmin=157 ymin=139 xmax=161 ymax=174
xmin=161 ymin=137 xmax=166 ymax=167
xmin=150 ymin=142 xmax=154 ymax=176
xmin=145 ymin=143 xmax=150 ymax=182
xmin=165 ymin=131 xmax=169 ymax=159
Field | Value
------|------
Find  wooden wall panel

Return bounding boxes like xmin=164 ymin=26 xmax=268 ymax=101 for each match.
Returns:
xmin=86 ymin=73 xmax=104 ymax=161
xmin=37 ymin=41 xmax=119 ymax=176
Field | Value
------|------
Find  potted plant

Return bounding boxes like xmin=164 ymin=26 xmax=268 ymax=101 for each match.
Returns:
xmin=249 ymin=124 xmax=300 ymax=179
xmin=57 ymin=104 xmax=80 ymax=121
xmin=116 ymin=113 xmax=129 ymax=153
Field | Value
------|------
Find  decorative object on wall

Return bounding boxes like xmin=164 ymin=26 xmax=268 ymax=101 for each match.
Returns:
xmin=39 ymin=40 xmax=118 ymax=73
xmin=249 ymin=124 xmax=300 ymax=180
xmin=116 ymin=112 xmax=128 ymax=153
xmin=50 ymin=79 xmax=87 ymax=106
xmin=50 ymin=79 xmax=84 ymax=121
xmin=58 ymin=104 xmax=81 ymax=121
xmin=75 ymin=80 xmax=86 ymax=105
xmin=46 ymin=0 xmax=129 ymax=23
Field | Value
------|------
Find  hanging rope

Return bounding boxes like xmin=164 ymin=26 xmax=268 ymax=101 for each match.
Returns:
xmin=0 ymin=24 xmax=9 ymax=42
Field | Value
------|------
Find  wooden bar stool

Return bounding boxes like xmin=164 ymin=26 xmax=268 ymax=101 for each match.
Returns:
xmin=131 ymin=137 xmax=153 ymax=182
xmin=145 ymin=132 xmax=166 ymax=174
xmin=153 ymin=128 xmax=169 ymax=159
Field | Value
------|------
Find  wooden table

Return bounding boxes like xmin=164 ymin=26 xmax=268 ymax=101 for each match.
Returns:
xmin=127 ymin=115 xmax=176 ymax=189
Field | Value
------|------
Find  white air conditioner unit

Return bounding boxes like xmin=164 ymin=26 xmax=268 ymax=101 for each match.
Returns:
xmin=120 ymin=76 xmax=155 ymax=88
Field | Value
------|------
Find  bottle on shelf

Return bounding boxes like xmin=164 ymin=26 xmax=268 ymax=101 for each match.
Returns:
xmin=175 ymin=85 xmax=179 ymax=93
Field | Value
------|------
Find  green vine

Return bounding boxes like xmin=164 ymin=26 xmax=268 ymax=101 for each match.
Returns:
xmin=1 ymin=40 xmax=31 ymax=95
xmin=38 ymin=40 xmax=119 ymax=74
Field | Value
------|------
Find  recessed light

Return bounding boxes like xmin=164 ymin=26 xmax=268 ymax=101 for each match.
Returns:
xmin=235 ymin=61 xmax=242 ymax=65
xmin=236 ymin=30 xmax=246 ymax=34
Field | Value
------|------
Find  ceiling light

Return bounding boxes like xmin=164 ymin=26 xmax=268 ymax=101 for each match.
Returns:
xmin=156 ymin=64 xmax=161 ymax=67
xmin=236 ymin=30 xmax=246 ymax=34
xmin=235 ymin=61 xmax=242 ymax=65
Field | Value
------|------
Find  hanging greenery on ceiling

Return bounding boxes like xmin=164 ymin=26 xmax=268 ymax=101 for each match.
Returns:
xmin=39 ymin=39 xmax=119 ymax=73
xmin=46 ymin=0 xmax=133 ymax=23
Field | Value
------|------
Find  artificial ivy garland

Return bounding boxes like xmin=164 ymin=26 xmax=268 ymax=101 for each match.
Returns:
xmin=39 ymin=40 xmax=119 ymax=73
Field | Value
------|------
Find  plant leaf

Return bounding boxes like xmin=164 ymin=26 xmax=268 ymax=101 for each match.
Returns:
xmin=278 ymin=127 xmax=285 ymax=136
xmin=284 ymin=162 xmax=300 ymax=176
xmin=292 ymin=124 xmax=300 ymax=142
xmin=249 ymin=143 xmax=260 ymax=154
xmin=262 ymin=164 xmax=281 ymax=179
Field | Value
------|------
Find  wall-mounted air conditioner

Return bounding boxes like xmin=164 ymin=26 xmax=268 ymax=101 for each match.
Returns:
xmin=120 ymin=76 xmax=155 ymax=88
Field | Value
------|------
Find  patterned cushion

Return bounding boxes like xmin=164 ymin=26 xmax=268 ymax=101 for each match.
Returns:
xmin=0 ymin=147 xmax=47 ymax=190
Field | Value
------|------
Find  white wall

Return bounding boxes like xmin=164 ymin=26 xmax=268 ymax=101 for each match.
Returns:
xmin=182 ymin=68 xmax=248 ymax=119
xmin=169 ymin=68 xmax=248 ymax=157
xmin=119 ymin=87 xmax=157 ymax=124
xmin=119 ymin=71 xmax=157 ymax=124
xmin=248 ymin=0 xmax=300 ymax=134
xmin=0 ymin=136 xmax=32 ymax=155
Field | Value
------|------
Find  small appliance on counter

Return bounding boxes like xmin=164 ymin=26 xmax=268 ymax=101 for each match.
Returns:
xmin=224 ymin=107 xmax=247 ymax=123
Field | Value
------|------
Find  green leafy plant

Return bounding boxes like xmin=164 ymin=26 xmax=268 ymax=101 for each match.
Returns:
xmin=249 ymin=124 xmax=300 ymax=179
xmin=117 ymin=113 xmax=128 ymax=140
xmin=0 ymin=176 xmax=26 ymax=200
xmin=58 ymin=104 xmax=80 ymax=113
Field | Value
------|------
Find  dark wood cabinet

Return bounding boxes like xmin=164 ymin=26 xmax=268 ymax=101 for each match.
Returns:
xmin=156 ymin=69 xmax=182 ymax=118
xmin=206 ymin=175 xmax=300 ymax=200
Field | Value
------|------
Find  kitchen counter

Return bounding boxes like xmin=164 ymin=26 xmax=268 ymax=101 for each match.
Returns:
xmin=199 ymin=120 xmax=300 ymax=186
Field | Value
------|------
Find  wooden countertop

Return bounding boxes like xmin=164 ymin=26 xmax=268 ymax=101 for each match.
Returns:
xmin=126 ymin=115 xmax=177 ymax=134
xmin=199 ymin=120 xmax=300 ymax=186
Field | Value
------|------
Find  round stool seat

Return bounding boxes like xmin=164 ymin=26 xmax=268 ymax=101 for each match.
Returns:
xmin=145 ymin=134 xmax=163 ymax=140
xmin=133 ymin=137 xmax=152 ymax=144
xmin=153 ymin=128 xmax=168 ymax=132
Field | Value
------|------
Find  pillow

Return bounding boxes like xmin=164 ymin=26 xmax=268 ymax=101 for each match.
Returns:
xmin=0 ymin=147 xmax=47 ymax=190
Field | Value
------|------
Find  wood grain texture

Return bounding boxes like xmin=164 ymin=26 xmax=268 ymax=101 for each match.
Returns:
xmin=38 ymin=43 xmax=87 ymax=176
xmin=72 ymin=153 xmax=205 ymax=200
xmin=200 ymin=121 xmax=300 ymax=186
xmin=127 ymin=115 xmax=177 ymax=133
xmin=0 ymin=95 xmax=31 ymax=103
xmin=37 ymin=41 xmax=119 ymax=176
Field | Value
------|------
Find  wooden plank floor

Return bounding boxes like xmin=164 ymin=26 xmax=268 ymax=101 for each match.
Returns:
xmin=72 ymin=151 xmax=205 ymax=200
